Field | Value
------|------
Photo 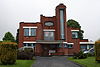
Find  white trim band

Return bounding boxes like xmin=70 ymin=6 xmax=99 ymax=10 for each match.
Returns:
xmin=67 ymin=43 xmax=74 ymax=44
xmin=63 ymin=42 xmax=74 ymax=44
xmin=43 ymin=29 xmax=55 ymax=31
xmin=63 ymin=42 xmax=67 ymax=43
xmin=23 ymin=41 xmax=36 ymax=43
xmin=23 ymin=26 xmax=38 ymax=28
xmin=71 ymin=30 xmax=79 ymax=32
xmin=80 ymin=42 xmax=94 ymax=44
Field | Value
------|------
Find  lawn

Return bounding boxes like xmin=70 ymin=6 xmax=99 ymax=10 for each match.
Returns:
xmin=0 ymin=60 xmax=34 ymax=67
xmin=68 ymin=57 xmax=100 ymax=67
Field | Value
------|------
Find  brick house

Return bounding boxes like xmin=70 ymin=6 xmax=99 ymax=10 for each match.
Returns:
xmin=17 ymin=4 xmax=94 ymax=56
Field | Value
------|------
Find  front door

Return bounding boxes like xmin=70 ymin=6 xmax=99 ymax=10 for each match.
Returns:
xmin=42 ymin=45 xmax=49 ymax=56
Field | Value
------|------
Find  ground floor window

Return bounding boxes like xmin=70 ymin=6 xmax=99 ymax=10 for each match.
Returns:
xmin=64 ymin=44 xmax=73 ymax=48
xmin=23 ymin=43 xmax=35 ymax=47
xmin=80 ymin=45 xmax=87 ymax=51
xmin=57 ymin=44 xmax=62 ymax=48
xmin=80 ymin=45 xmax=94 ymax=51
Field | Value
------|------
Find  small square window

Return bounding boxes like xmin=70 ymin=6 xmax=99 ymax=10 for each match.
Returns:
xmin=72 ymin=31 xmax=78 ymax=38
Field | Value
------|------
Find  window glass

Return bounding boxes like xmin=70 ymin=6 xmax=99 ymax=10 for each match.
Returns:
xmin=23 ymin=43 xmax=35 ymax=47
xmin=64 ymin=44 xmax=73 ymax=48
xmin=80 ymin=45 xmax=87 ymax=51
xmin=31 ymin=28 xmax=36 ymax=36
xmin=45 ymin=22 xmax=54 ymax=26
xmin=64 ymin=44 xmax=67 ymax=48
xmin=60 ymin=9 xmax=65 ymax=39
xmin=72 ymin=31 xmax=78 ymax=38
xmin=44 ymin=31 xmax=54 ymax=40
xmin=57 ymin=44 xmax=62 ymax=48
xmin=68 ymin=44 xmax=73 ymax=48
xmin=89 ymin=45 xmax=93 ymax=49
xmin=24 ymin=28 xmax=29 ymax=36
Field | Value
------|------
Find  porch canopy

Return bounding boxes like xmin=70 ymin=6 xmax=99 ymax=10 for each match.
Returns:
xmin=36 ymin=40 xmax=63 ymax=44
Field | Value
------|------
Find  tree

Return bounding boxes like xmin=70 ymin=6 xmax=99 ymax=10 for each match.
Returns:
xmin=3 ymin=32 xmax=16 ymax=42
xmin=67 ymin=19 xmax=81 ymax=28
xmin=67 ymin=19 xmax=84 ymax=39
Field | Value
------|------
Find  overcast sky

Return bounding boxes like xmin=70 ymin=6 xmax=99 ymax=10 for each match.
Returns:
xmin=0 ymin=0 xmax=100 ymax=41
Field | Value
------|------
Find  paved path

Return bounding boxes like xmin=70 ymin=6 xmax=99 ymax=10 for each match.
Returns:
xmin=32 ymin=56 xmax=81 ymax=67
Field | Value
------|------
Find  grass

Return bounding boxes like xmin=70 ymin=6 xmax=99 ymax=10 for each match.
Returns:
xmin=0 ymin=60 xmax=34 ymax=67
xmin=68 ymin=57 xmax=100 ymax=67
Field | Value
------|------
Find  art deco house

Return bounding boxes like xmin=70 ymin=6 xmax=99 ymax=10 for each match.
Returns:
xmin=17 ymin=4 xmax=94 ymax=56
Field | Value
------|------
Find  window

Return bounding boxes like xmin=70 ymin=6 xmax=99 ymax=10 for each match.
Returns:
xmin=45 ymin=22 xmax=54 ymax=26
xmin=64 ymin=44 xmax=67 ymax=48
xmin=23 ymin=43 xmax=35 ymax=47
xmin=72 ymin=31 xmax=78 ymax=38
xmin=31 ymin=28 xmax=36 ymax=36
xmin=60 ymin=9 xmax=65 ymax=39
xmin=44 ymin=31 xmax=54 ymax=40
xmin=57 ymin=44 xmax=62 ymax=48
xmin=80 ymin=45 xmax=87 ymax=51
xmin=68 ymin=44 xmax=73 ymax=48
xmin=24 ymin=28 xmax=29 ymax=36
xmin=64 ymin=44 xmax=73 ymax=48
xmin=24 ymin=28 xmax=36 ymax=36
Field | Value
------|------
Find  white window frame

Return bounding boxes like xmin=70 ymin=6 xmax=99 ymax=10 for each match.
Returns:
xmin=23 ymin=27 xmax=36 ymax=36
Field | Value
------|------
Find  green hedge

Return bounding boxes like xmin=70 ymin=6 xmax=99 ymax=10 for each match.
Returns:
xmin=95 ymin=40 xmax=100 ymax=61
xmin=0 ymin=42 xmax=17 ymax=65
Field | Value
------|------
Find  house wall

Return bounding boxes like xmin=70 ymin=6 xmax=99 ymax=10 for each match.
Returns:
xmin=18 ymin=3 xmax=89 ymax=56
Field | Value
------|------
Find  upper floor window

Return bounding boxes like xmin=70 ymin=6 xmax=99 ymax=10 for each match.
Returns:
xmin=44 ymin=21 xmax=54 ymax=26
xmin=24 ymin=28 xmax=29 ymax=36
xmin=44 ymin=31 xmax=54 ymax=40
xmin=72 ymin=31 xmax=78 ymax=38
xmin=24 ymin=28 xmax=36 ymax=36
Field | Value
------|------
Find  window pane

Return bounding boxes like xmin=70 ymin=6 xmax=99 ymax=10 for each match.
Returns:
xmin=31 ymin=28 xmax=36 ymax=36
xmin=24 ymin=28 xmax=29 ymax=36
xmin=57 ymin=44 xmax=62 ymax=48
xmin=72 ymin=32 xmax=78 ymax=38
xmin=68 ymin=44 xmax=73 ymax=48
xmin=44 ymin=31 xmax=54 ymax=40
xmin=64 ymin=44 xmax=67 ymax=48
xmin=23 ymin=43 xmax=35 ymax=47
xmin=60 ymin=9 xmax=65 ymax=39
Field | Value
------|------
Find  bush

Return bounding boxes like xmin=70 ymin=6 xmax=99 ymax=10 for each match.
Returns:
xmin=87 ymin=53 xmax=95 ymax=57
xmin=73 ymin=51 xmax=87 ymax=59
xmin=17 ymin=48 xmax=34 ymax=60
xmin=0 ymin=42 xmax=17 ymax=65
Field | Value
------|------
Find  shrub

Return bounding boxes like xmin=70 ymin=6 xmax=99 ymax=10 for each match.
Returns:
xmin=17 ymin=48 xmax=34 ymax=60
xmin=73 ymin=51 xmax=87 ymax=59
xmin=0 ymin=42 xmax=17 ymax=65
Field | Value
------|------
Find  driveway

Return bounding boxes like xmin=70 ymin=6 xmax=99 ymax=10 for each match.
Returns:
xmin=32 ymin=56 xmax=81 ymax=67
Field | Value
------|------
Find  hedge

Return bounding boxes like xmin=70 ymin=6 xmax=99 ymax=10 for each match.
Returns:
xmin=95 ymin=40 xmax=100 ymax=61
xmin=0 ymin=42 xmax=17 ymax=65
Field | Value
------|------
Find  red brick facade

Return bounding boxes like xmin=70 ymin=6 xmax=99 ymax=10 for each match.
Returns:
xmin=18 ymin=4 xmax=91 ymax=56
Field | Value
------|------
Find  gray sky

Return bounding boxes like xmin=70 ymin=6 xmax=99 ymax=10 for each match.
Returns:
xmin=0 ymin=0 xmax=100 ymax=41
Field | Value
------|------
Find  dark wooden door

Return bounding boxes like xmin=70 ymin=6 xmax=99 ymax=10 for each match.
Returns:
xmin=42 ymin=45 xmax=49 ymax=56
